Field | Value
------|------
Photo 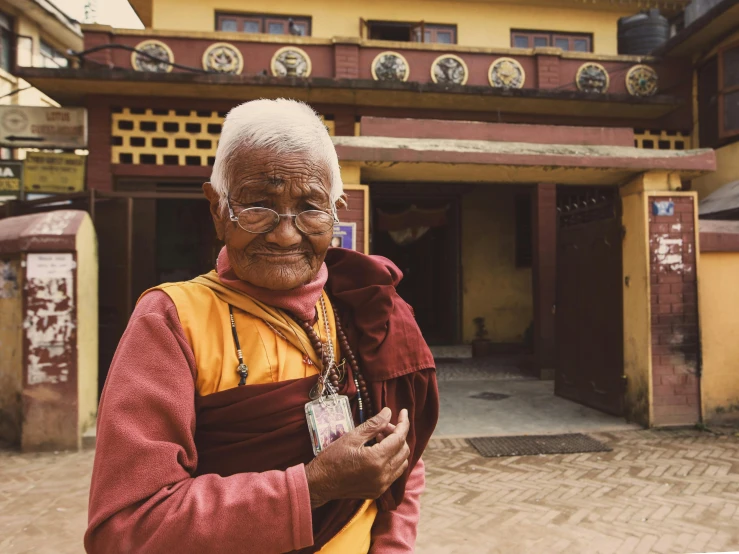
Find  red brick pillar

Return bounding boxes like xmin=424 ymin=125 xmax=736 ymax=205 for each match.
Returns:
xmin=648 ymin=195 xmax=700 ymax=426
xmin=86 ymin=97 xmax=113 ymax=192
xmin=333 ymin=40 xmax=359 ymax=79
xmin=82 ymin=28 xmax=114 ymax=68
xmin=532 ymin=183 xmax=557 ymax=379
xmin=535 ymin=51 xmax=561 ymax=89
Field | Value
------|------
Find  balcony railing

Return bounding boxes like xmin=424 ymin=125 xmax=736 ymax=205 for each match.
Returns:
xmin=77 ymin=27 xmax=687 ymax=99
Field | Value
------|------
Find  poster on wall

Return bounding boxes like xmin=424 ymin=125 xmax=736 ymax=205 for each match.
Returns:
xmin=332 ymin=222 xmax=356 ymax=250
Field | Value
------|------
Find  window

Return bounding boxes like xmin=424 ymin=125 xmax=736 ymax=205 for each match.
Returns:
xmin=0 ymin=12 xmax=13 ymax=72
xmin=364 ymin=20 xmax=457 ymax=44
xmin=216 ymin=13 xmax=311 ymax=36
xmin=719 ymin=42 xmax=739 ymax=139
xmin=40 ymin=41 xmax=68 ymax=68
xmin=515 ymin=194 xmax=533 ymax=268
xmin=511 ymin=30 xmax=592 ymax=52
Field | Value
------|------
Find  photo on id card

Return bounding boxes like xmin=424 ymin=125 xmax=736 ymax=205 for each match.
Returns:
xmin=305 ymin=395 xmax=355 ymax=455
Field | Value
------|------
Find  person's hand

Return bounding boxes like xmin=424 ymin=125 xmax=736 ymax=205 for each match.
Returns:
xmin=304 ymin=407 xmax=410 ymax=509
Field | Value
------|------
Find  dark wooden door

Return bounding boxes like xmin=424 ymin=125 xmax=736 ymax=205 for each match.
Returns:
xmin=95 ymin=197 xmax=134 ymax=392
xmin=555 ymin=187 xmax=624 ymax=416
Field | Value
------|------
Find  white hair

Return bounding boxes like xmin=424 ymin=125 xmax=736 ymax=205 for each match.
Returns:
xmin=210 ymin=99 xmax=344 ymax=216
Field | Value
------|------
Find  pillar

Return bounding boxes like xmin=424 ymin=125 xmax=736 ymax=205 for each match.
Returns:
xmin=532 ymin=183 xmax=557 ymax=379
xmin=621 ymin=171 xmax=701 ymax=427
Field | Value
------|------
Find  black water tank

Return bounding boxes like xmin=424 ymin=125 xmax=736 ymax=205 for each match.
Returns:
xmin=618 ymin=9 xmax=670 ymax=55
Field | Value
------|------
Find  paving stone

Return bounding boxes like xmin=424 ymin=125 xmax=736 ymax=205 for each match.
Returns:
xmin=1 ymin=429 xmax=739 ymax=553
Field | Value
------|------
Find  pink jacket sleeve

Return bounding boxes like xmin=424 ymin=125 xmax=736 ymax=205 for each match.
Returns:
xmin=84 ymin=291 xmax=314 ymax=554
xmin=369 ymin=459 xmax=425 ymax=553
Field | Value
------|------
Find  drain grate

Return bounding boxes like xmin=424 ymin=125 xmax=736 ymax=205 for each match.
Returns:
xmin=469 ymin=392 xmax=510 ymax=401
xmin=467 ymin=433 xmax=612 ymax=458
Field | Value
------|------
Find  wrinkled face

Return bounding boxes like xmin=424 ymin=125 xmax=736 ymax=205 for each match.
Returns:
xmin=204 ymin=147 xmax=334 ymax=290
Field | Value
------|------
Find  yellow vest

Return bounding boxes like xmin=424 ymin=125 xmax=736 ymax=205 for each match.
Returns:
xmin=154 ymin=279 xmax=376 ymax=553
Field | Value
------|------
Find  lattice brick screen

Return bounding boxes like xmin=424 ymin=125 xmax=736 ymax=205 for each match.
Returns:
xmin=634 ymin=129 xmax=691 ymax=150
xmin=111 ymin=107 xmax=336 ymax=166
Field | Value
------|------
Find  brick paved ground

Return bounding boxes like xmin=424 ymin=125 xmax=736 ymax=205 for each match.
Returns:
xmin=417 ymin=430 xmax=739 ymax=554
xmin=1 ymin=429 xmax=738 ymax=553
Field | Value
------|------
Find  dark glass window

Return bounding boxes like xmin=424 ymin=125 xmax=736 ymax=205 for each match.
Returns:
xmin=40 ymin=41 xmax=68 ymax=68
xmin=216 ymin=13 xmax=311 ymax=36
xmin=719 ymin=43 xmax=739 ymax=140
xmin=511 ymin=30 xmax=593 ymax=52
xmin=0 ymin=12 xmax=13 ymax=71
xmin=366 ymin=21 xmax=457 ymax=44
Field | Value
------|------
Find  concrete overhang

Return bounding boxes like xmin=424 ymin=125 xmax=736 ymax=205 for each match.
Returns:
xmin=654 ymin=0 xmax=739 ymax=58
xmin=18 ymin=0 xmax=83 ymax=51
xmin=332 ymin=136 xmax=716 ymax=185
xmin=14 ymin=67 xmax=683 ymax=120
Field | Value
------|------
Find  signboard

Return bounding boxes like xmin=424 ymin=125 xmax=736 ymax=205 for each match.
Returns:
xmin=0 ymin=160 xmax=22 ymax=193
xmin=332 ymin=222 xmax=357 ymax=250
xmin=0 ymin=106 xmax=87 ymax=149
xmin=24 ymin=152 xmax=85 ymax=193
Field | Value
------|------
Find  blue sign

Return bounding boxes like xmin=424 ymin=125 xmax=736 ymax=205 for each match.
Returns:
xmin=331 ymin=222 xmax=356 ymax=250
xmin=652 ymin=200 xmax=675 ymax=217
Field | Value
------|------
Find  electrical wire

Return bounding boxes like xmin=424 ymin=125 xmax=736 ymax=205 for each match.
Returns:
xmin=70 ymin=43 xmax=212 ymax=74
xmin=0 ymin=85 xmax=33 ymax=100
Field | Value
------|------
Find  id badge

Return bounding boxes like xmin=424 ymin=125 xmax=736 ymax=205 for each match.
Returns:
xmin=305 ymin=395 xmax=355 ymax=456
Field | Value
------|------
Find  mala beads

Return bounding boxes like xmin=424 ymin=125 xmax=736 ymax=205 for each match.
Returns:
xmin=292 ymin=305 xmax=373 ymax=420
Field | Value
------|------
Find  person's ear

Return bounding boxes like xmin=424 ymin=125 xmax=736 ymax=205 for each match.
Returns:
xmin=203 ymin=182 xmax=227 ymax=241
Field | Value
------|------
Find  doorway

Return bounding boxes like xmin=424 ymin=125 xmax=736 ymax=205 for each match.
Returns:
xmin=371 ymin=193 xmax=461 ymax=345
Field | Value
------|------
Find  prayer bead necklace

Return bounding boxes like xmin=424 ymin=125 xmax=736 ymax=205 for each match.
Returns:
xmin=292 ymin=302 xmax=373 ymax=423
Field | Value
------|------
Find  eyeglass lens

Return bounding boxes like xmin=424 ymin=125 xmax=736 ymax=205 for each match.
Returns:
xmin=237 ymin=207 xmax=333 ymax=235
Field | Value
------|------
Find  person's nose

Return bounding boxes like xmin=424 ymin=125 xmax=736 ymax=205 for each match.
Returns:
xmin=265 ymin=214 xmax=303 ymax=247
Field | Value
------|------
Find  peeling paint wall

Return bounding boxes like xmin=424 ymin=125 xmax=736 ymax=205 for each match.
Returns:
xmin=648 ymin=196 xmax=701 ymax=426
xmin=0 ymin=257 xmax=23 ymax=444
xmin=22 ymin=252 xmax=79 ymax=451
xmin=23 ymin=253 xmax=77 ymax=386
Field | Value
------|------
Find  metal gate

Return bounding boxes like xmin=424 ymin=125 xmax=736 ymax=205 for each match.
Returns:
xmin=555 ymin=187 xmax=624 ymax=416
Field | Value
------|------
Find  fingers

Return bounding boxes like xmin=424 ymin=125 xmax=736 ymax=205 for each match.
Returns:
xmin=351 ymin=407 xmax=392 ymax=443
xmin=394 ymin=409 xmax=410 ymax=441
xmin=376 ymin=422 xmax=396 ymax=443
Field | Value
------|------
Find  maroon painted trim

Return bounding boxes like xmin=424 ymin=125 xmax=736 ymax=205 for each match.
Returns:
xmin=700 ymin=220 xmax=739 ymax=252
xmin=111 ymin=164 xmax=211 ymax=180
xmin=360 ymin=117 xmax=635 ymax=146
xmin=333 ymin=143 xmax=717 ymax=172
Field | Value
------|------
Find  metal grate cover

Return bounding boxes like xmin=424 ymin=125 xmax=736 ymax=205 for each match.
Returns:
xmin=467 ymin=433 xmax=612 ymax=458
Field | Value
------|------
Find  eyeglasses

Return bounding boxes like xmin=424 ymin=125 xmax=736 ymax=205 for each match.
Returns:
xmin=228 ymin=199 xmax=337 ymax=235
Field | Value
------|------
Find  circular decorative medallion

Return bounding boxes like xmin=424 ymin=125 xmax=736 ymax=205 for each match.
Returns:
xmin=625 ymin=64 xmax=659 ymax=97
xmin=131 ymin=40 xmax=174 ymax=73
xmin=271 ymin=46 xmax=312 ymax=77
xmin=430 ymin=54 xmax=468 ymax=85
xmin=202 ymin=42 xmax=244 ymax=74
xmin=576 ymin=62 xmax=610 ymax=94
xmin=488 ymin=57 xmax=526 ymax=89
xmin=371 ymin=51 xmax=410 ymax=82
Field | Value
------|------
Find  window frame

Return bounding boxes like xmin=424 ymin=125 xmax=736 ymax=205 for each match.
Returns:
xmin=510 ymin=29 xmax=593 ymax=52
xmin=718 ymin=40 xmax=739 ymax=140
xmin=364 ymin=20 xmax=457 ymax=44
xmin=0 ymin=11 xmax=14 ymax=73
xmin=215 ymin=12 xmax=312 ymax=36
xmin=40 ymin=40 xmax=68 ymax=68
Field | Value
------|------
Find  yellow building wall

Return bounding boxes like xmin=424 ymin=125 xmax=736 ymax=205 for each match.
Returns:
xmin=461 ymin=187 xmax=533 ymax=344
xmin=0 ymin=0 xmax=75 ymax=109
xmin=76 ymin=215 xmax=99 ymax=439
xmin=691 ymin=142 xmax=739 ymax=201
xmin=699 ymin=252 xmax=739 ymax=424
xmin=152 ymin=0 xmax=629 ymax=54
xmin=0 ymin=257 xmax=23 ymax=445
xmin=620 ymin=188 xmax=652 ymax=426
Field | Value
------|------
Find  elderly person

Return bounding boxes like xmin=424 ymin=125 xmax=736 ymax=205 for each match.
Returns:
xmin=85 ymin=99 xmax=439 ymax=554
